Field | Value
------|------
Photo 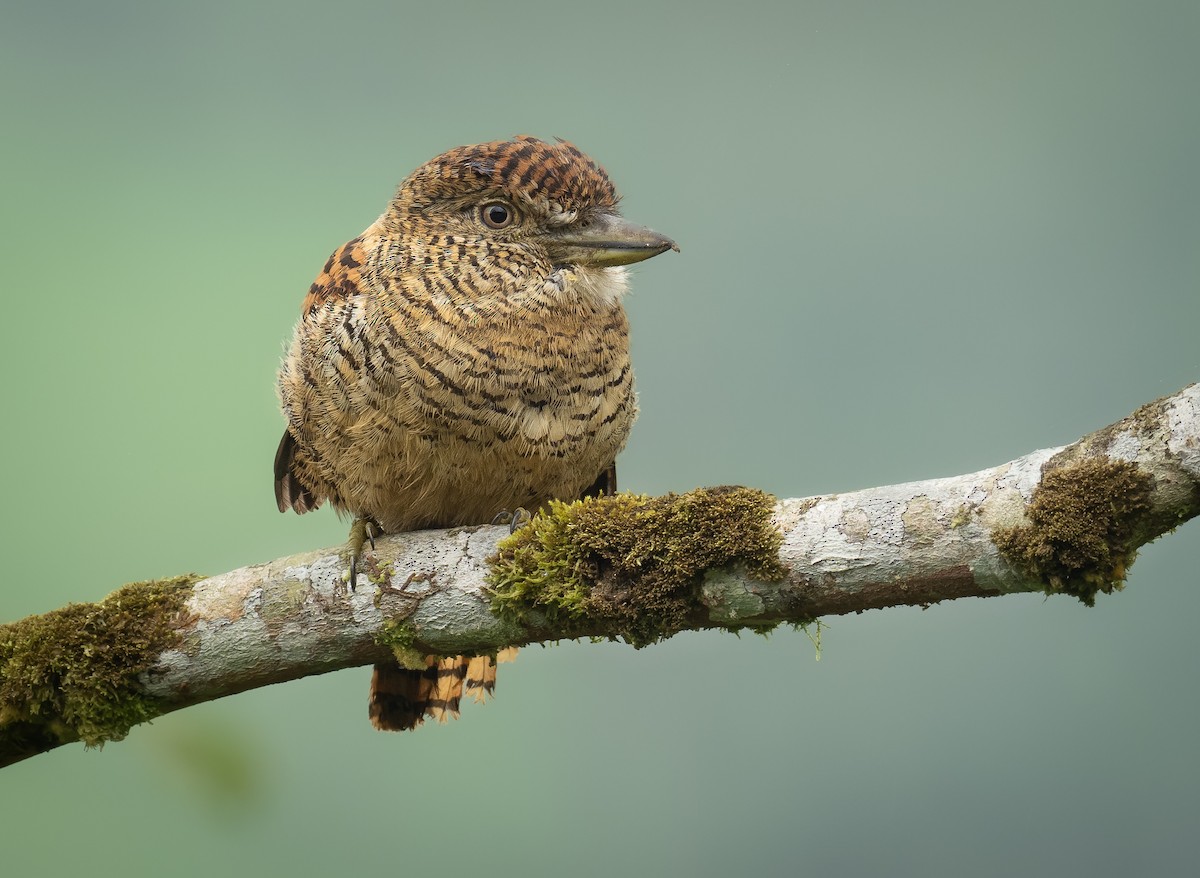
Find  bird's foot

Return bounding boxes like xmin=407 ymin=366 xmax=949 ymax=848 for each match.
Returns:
xmin=347 ymin=517 xmax=382 ymax=591
xmin=490 ymin=507 xmax=532 ymax=533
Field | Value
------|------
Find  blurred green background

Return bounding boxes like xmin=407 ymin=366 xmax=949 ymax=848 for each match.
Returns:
xmin=2 ymin=1 xmax=1198 ymax=875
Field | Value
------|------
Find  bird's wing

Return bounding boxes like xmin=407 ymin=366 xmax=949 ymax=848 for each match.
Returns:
xmin=274 ymin=429 xmax=320 ymax=514
xmin=275 ymin=235 xmax=376 ymax=515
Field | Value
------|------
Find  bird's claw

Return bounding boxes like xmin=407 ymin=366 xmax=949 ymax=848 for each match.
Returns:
xmin=347 ymin=517 xmax=381 ymax=591
xmin=509 ymin=507 xmax=531 ymax=532
xmin=491 ymin=507 xmax=532 ymax=533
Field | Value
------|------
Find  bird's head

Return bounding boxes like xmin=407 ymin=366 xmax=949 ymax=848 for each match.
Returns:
xmin=381 ymin=136 xmax=677 ymax=307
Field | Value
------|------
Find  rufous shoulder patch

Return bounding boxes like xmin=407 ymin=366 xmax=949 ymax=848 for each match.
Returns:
xmin=302 ymin=235 xmax=368 ymax=315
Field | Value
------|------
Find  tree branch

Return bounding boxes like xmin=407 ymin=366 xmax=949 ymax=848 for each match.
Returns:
xmin=3 ymin=383 xmax=1197 ymax=767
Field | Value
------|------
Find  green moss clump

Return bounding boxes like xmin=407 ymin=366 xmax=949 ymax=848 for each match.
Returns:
xmin=374 ymin=619 xmax=426 ymax=670
xmin=0 ymin=574 xmax=200 ymax=757
xmin=993 ymin=459 xmax=1153 ymax=605
xmin=489 ymin=487 xmax=786 ymax=647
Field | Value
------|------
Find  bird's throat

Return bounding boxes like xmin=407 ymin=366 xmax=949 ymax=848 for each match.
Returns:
xmin=551 ymin=264 xmax=630 ymax=309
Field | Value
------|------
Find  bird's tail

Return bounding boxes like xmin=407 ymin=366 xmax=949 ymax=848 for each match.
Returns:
xmin=368 ymin=649 xmax=518 ymax=731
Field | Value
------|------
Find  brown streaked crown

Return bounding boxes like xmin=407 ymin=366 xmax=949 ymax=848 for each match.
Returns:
xmin=395 ymin=135 xmax=619 ymax=215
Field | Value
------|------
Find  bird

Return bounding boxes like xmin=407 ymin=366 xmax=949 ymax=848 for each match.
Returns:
xmin=273 ymin=136 xmax=677 ymax=730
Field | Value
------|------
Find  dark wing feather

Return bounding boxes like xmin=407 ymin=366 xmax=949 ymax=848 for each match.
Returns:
xmin=579 ymin=463 xmax=617 ymax=500
xmin=273 ymin=430 xmax=320 ymax=514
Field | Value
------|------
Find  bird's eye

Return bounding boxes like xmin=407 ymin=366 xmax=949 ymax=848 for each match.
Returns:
xmin=480 ymin=201 xmax=516 ymax=229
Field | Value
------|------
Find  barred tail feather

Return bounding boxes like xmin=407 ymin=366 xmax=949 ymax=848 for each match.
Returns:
xmin=369 ymin=650 xmax=518 ymax=730
xmin=427 ymin=656 xmax=469 ymax=723
xmin=497 ymin=647 xmax=518 ymax=664
xmin=368 ymin=660 xmax=437 ymax=731
xmin=464 ymin=656 xmax=495 ymax=705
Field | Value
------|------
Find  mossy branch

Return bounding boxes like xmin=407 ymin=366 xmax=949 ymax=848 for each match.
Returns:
xmin=3 ymin=383 xmax=1197 ymax=768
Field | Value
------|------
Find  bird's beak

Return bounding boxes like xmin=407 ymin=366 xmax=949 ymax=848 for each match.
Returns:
xmin=544 ymin=212 xmax=679 ymax=268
